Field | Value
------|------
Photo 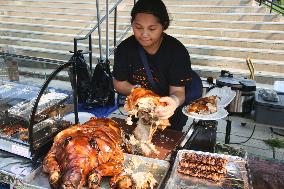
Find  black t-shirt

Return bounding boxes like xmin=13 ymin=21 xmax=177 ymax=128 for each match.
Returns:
xmin=113 ymin=33 xmax=192 ymax=96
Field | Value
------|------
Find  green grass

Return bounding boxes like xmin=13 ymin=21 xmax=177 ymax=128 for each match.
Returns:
xmin=264 ymin=138 xmax=284 ymax=149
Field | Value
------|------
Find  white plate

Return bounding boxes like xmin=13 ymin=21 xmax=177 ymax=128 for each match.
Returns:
xmin=63 ymin=112 xmax=95 ymax=124
xmin=182 ymin=106 xmax=228 ymax=120
xmin=205 ymin=86 xmax=236 ymax=107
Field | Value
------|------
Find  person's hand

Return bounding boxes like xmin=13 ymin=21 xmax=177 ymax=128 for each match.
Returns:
xmin=155 ymin=95 xmax=179 ymax=119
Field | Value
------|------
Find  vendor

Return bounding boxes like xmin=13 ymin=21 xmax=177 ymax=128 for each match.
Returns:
xmin=113 ymin=0 xmax=192 ymax=131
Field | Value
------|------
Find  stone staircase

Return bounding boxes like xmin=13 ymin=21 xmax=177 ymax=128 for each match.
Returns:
xmin=0 ymin=0 xmax=283 ymax=84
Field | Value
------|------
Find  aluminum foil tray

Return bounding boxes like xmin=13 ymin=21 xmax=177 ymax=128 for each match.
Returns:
xmin=165 ymin=149 xmax=251 ymax=189
xmin=8 ymin=92 xmax=69 ymax=120
xmin=0 ymin=81 xmax=39 ymax=100
xmin=0 ymin=117 xmax=70 ymax=143
xmin=8 ymin=153 xmax=170 ymax=189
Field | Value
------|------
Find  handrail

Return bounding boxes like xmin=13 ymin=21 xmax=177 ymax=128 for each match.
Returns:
xmin=257 ymin=0 xmax=284 ymax=14
xmin=73 ymin=0 xmax=125 ymax=69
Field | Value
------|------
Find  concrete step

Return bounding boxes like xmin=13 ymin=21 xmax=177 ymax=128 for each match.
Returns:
xmin=190 ymin=54 xmax=284 ymax=74
xmin=0 ymin=1 xmax=128 ymax=14
xmin=122 ymin=4 xmax=268 ymax=13
xmin=0 ymin=20 xmax=130 ymax=37
xmin=161 ymin=0 xmax=253 ymax=6
xmin=171 ymin=19 xmax=284 ymax=31
xmin=0 ymin=14 xmax=98 ymax=27
xmin=2 ymin=33 xmax=283 ymax=72
xmin=170 ymin=12 xmax=281 ymax=22
xmin=9 ymin=17 xmax=277 ymax=42
xmin=0 ymin=9 xmax=100 ymax=20
xmin=174 ymin=34 xmax=284 ymax=51
xmin=0 ymin=21 xmax=89 ymax=34
xmin=167 ymin=26 xmax=284 ymax=40
xmin=0 ymin=35 xmax=85 ymax=52
xmin=1 ymin=0 xmax=107 ymax=9
xmin=186 ymin=44 xmax=284 ymax=62
xmin=0 ymin=27 xmax=128 ymax=46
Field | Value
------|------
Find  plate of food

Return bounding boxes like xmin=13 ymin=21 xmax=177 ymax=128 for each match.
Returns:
xmin=182 ymin=96 xmax=228 ymax=120
xmin=205 ymin=86 xmax=236 ymax=108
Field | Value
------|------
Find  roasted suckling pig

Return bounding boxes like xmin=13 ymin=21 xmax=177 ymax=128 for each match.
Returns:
xmin=124 ymin=87 xmax=170 ymax=156
xmin=43 ymin=117 xmax=125 ymax=189
xmin=187 ymin=96 xmax=218 ymax=115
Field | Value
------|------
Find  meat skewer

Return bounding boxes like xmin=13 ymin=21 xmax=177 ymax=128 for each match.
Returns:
xmin=177 ymin=166 xmax=225 ymax=181
xmin=181 ymin=152 xmax=228 ymax=167
xmin=179 ymin=160 xmax=227 ymax=174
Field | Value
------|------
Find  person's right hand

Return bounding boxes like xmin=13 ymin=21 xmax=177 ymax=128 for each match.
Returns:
xmin=155 ymin=96 xmax=179 ymax=119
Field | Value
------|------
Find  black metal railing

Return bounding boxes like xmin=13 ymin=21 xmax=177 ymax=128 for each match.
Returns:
xmin=71 ymin=0 xmax=134 ymax=124
xmin=73 ymin=0 xmax=133 ymax=69
xmin=257 ymin=0 xmax=284 ymax=14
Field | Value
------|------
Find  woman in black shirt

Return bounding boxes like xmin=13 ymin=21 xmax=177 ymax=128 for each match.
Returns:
xmin=113 ymin=0 xmax=192 ymax=131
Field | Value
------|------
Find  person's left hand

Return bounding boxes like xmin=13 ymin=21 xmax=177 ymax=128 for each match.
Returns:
xmin=155 ymin=96 xmax=179 ymax=119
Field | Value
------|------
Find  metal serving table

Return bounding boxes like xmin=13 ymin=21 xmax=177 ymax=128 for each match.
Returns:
xmin=0 ymin=150 xmax=42 ymax=188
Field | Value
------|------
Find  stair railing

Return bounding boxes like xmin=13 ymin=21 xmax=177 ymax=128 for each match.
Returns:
xmin=257 ymin=0 xmax=284 ymax=14
xmin=71 ymin=0 xmax=134 ymax=122
xmin=73 ymin=0 xmax=133 ymax=68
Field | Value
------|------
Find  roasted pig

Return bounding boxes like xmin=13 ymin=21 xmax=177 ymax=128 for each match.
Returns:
xmin=43 ymin=117 xmax=125 ymax=189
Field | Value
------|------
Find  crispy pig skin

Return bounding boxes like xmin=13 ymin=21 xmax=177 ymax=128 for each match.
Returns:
xmin=42 ymin=117 xmax=125 ymax=189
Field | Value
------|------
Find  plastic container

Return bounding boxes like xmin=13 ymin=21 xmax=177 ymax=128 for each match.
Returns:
xmin=254 ymin=90 xmax=284 ymax=127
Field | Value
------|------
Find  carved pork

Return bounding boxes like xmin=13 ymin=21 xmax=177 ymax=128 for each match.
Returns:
xmin=124 ymin=87 xmax=170 ymax=155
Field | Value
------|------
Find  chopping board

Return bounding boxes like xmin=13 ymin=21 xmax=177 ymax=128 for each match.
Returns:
xmin=112 ymin=117 xmax=185 ymax=160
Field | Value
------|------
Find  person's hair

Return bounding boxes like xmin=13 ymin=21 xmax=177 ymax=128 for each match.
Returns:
xmin=131 ymin=0 xmax=170 ymax=30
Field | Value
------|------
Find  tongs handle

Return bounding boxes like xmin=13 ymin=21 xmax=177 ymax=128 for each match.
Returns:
xmin=246 ymin=58 xmax=255 ymax=80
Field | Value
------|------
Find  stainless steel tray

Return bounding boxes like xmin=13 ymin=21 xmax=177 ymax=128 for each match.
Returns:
xmin=8 ymin=92 xmax=69 ymax=121
xmin=165 ymin=149 xmax=250 ymax=189
xmin=3 ymin=153 xmax=170 ymax=189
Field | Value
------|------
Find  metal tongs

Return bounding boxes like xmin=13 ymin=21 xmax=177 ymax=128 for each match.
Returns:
xmin=246 ymin=58 xmax=255 ymax=80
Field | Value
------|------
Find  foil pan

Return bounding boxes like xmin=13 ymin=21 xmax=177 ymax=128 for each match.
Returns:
xmin=165 ymin=149 xmax=250 ymax=189
xmin=8 ymin=92 xmax=69 ymax=120
xmin=0 ymin=81 xmax=39 ymax=100
xmin=0 ymin=115 xmax=70 ymax=145
xmin=0 ymin=113 xmax=29 ymax=143
xmin=11 ymin=153 xmax=170 ymax=189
